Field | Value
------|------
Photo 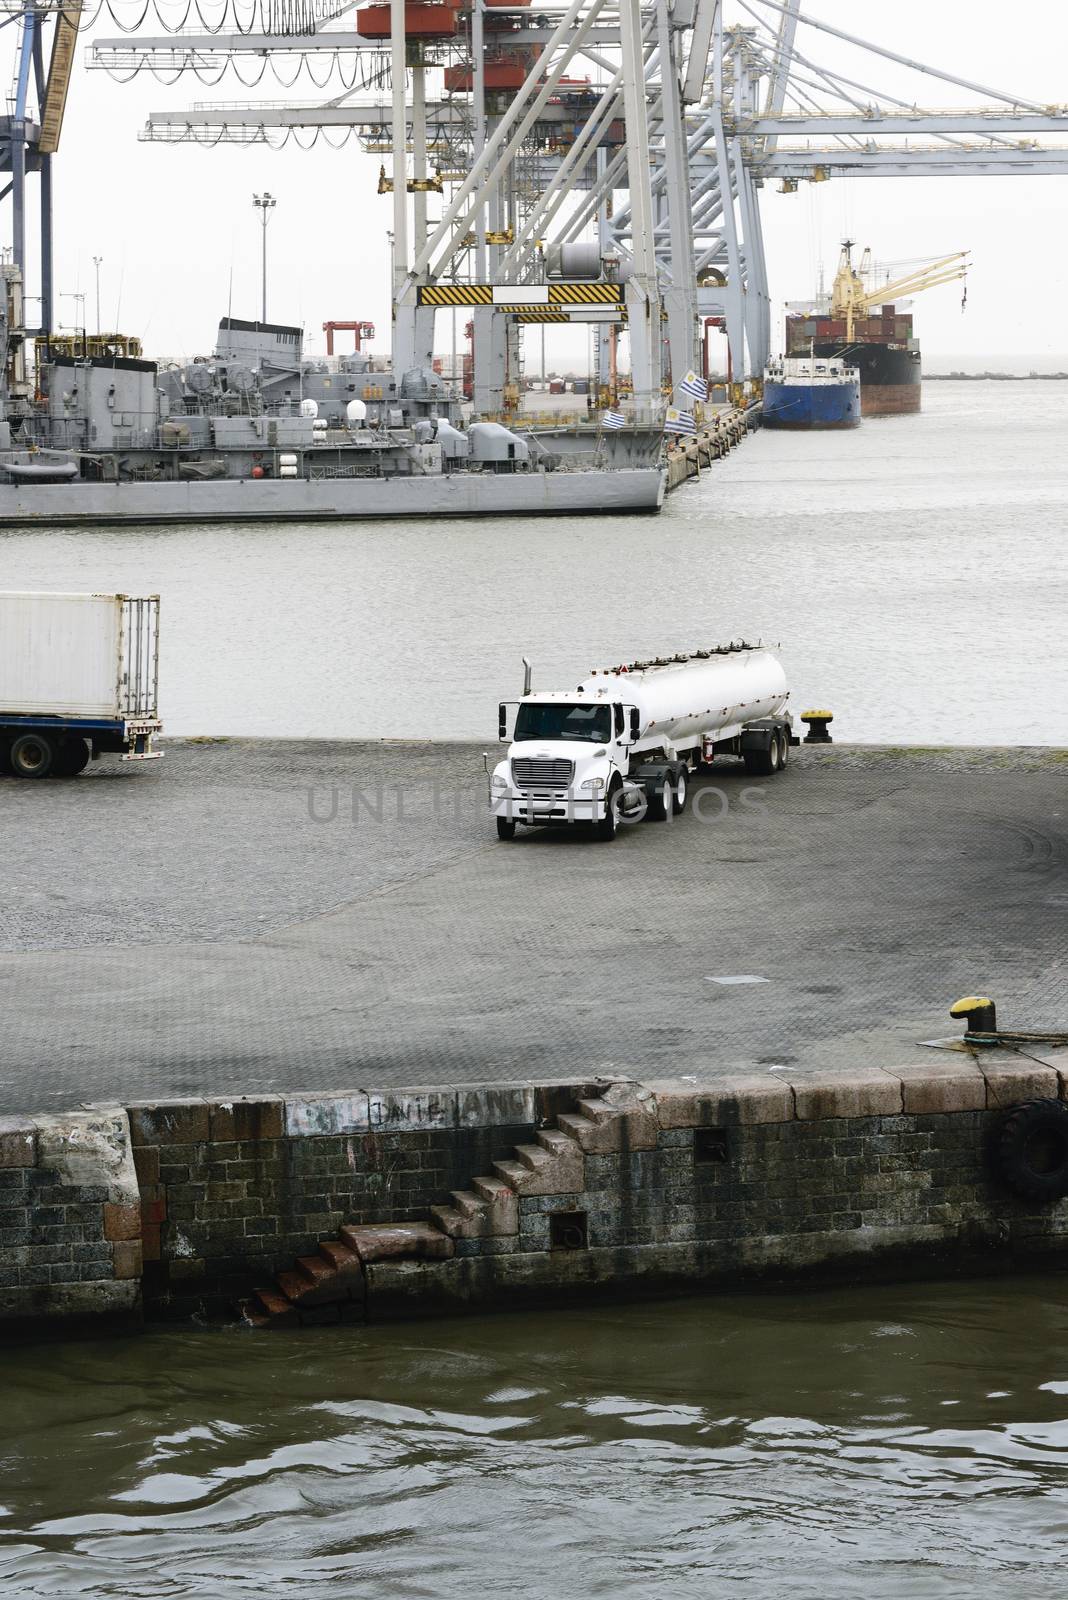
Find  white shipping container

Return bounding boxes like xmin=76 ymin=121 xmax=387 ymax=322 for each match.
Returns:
xmin=0 ymin=592 xmax=160 ymax=720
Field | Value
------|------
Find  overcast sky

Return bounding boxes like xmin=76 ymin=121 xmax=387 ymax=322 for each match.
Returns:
xmin=27 ymin=0 xmax=1068 ymax=368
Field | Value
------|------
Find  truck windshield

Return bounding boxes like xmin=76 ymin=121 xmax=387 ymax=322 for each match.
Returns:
xmin=514 ymin=703 xmax=612 ymax=744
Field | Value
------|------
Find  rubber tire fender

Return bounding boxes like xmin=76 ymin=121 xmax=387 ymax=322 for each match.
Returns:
xmin=994 ymin=1098 xmax=1068 ymax=1201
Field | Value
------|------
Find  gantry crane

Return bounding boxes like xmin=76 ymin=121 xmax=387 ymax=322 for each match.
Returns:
xmin=322 ymin=320 xmax=375 ymax=356
xmin=29 ymin=0 xmax=1068 ymax=413
xmin=831 ymin=242 xmax=969 ymax=341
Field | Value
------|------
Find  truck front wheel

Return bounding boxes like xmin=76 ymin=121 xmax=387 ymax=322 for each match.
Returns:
xmin=596 ymin=779 xmax=622 ymax=840
xmin=496 ymin=816 xmax=517 ymax=841
xmin=10 ymin=732 xmax=55 ymax=779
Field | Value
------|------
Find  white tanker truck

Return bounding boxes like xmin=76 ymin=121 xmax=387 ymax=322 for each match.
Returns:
xmin=490 ymin=643 xmax=792 ymax=841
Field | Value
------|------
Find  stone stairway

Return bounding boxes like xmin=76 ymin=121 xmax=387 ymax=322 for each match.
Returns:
xmin=238 ymin=1087 xmax=656 ymax=1329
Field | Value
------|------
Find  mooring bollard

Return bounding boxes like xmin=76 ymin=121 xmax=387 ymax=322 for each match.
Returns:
xmin=800 ymin=709 xmax=834 ymax=744
xmin=950 ymin=994 xmax=998 ymax=1038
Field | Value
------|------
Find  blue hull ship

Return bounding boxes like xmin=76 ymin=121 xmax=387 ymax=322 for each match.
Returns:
xmin=762 ymin=357 xmax=861 ymax=429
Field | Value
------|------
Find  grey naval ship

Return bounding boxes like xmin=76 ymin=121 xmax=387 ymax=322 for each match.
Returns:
xmin=0 ymin=272 xmax=664 ymax=527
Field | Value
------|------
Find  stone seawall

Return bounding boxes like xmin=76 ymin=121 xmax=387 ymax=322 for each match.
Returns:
xmin=0 ymin=1110 xmax=142 ymax=1329
xmin=3 ymin=1057 xmax=1068 ymax=1334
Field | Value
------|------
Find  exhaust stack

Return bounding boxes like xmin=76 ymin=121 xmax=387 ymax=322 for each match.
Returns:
xmin=522 ymin=657 xmax=533 ymax=696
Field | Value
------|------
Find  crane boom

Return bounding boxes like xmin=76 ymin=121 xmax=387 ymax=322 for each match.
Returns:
xmin=38 ymin=0 xmax=83 ymax=156
xmin=831 ymin=243 xmax=968 ymax=340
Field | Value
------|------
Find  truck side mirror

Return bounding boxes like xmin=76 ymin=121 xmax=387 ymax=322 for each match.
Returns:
xmin=629 ymin=707 xmax=640 ymax=741
xmin=498 ymin=704 xmax=508 ymax=740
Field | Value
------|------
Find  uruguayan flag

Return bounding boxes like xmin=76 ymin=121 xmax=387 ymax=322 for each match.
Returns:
xmin=678 ymin=369 xmax=708 ymax=402
xmin=602 ymin=410 xmax=626 ymax=429
xmin=664 ymin=407 xmax=697 ymax=435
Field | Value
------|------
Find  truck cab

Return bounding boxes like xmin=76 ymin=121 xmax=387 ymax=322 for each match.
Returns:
xmin=491 ymin=690 xmax=646 ymax=841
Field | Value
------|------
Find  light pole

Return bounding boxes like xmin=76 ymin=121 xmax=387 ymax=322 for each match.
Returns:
xmin=92 ymin=256 xmax=102 ymax=334
xmin=252 ymin=192 xmax=276 ymax=324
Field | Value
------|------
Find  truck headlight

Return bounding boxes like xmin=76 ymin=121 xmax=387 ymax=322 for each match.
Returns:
xmin=491 ymin=773 xmax=509 ymax=790
xmin=580 ymin=777 xmax=605 ymax=791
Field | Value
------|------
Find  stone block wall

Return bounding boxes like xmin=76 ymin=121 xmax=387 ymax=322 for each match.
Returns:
xmin=126 ymin=1084 xmax=560 ymax=1316
xmin=357 ymin=1059 xmax=1068 ymax=1318
xmin=3 ymin=1056 xmax=1068 ymax=1333
xmin=0 ymin=1110 xmax=141 ymax=1328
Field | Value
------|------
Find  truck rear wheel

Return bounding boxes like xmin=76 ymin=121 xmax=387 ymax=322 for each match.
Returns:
xmin=496 ymin=817 xmax=517 ymax=841
xmin=54 ymin=739 xmax=90 ymax=777
xmin=10 ymin=732 xmax=55 ymax=779
xmin=648 ymin=778 xmax=672 ymax=820
xmin=672 ymin=766 xmax=689 ymax=815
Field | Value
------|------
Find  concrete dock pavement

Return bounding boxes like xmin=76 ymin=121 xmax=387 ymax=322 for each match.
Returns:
xmin=0 ymin=740 xmax=1065 ymax=1115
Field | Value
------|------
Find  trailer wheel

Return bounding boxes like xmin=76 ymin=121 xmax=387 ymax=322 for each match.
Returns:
xmin=0 ymin=741 xmax=11 ymax=777
xmin=54 ymin=739 xmax=90 ymax=778
xmin=496 ymin=816 xmax=517 ymax=841
xmin=9 ymin=732 xmax=55 ymax=779
xmin=744 ymin=734 xmax=781 ymax=777
xmin=672 ymin=765 xmax=689 ymax=815
xmin=777 ymin=732 xmax=789 ymax=769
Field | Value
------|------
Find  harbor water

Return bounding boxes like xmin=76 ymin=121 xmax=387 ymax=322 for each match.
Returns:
xmin=3 ymin=1276 xmax=1068 ymax=1597
xmin=0 ymin=380 xmax=1065 ymax=745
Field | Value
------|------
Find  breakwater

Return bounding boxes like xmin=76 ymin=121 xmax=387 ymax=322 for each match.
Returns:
xmin=5 ymin=1054 xmax=1068 ymax=1335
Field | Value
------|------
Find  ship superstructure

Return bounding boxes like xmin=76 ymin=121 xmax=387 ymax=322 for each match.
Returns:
xmin=762 ymin=356 xmax=860 ymax=430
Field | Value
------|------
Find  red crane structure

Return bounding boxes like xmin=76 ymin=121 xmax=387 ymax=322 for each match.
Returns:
xmin=322 ymin=320 xmax=376 ymax=356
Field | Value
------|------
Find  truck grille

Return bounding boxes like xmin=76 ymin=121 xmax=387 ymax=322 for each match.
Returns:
xmin=511 ymin=757 xmax=575 ymax=790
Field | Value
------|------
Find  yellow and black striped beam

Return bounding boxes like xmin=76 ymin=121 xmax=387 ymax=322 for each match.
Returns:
xmin=417 ymin=284 xmax=494 ymax=306
xmin=416 ymin=282 xmax=625 ymax=310
xmin=546 ymin=282 xmax=622 ymax=304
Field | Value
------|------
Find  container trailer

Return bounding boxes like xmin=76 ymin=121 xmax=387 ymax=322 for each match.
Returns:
xmin=0 ymin=592 xmax=162 ymax=778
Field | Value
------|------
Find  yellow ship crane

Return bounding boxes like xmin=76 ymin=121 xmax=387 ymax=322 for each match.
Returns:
xmin=831 ymin=241 xmax=969 ymax=340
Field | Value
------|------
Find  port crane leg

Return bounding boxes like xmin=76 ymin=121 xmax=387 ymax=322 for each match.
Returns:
xmin=11 ymin=4 xmax=35 ymax=286
xmin=389 ymin=0 xmax=415 ymax=374
xmin=31 ymin=20 xmax=52 ymax=337
xmin=655 ymin=0 xmax=698 ymax=387
xmin=619 ymin=0 xmax=661 ymax=416
xmin=710 ymin=18 xmax=746 ymax=385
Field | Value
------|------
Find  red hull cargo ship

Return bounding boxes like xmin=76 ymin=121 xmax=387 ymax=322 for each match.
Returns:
xmin=784 ymin=242 xmax=968 ymax=418
xmin=784 ymin=305 xmax=920 ymax=417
